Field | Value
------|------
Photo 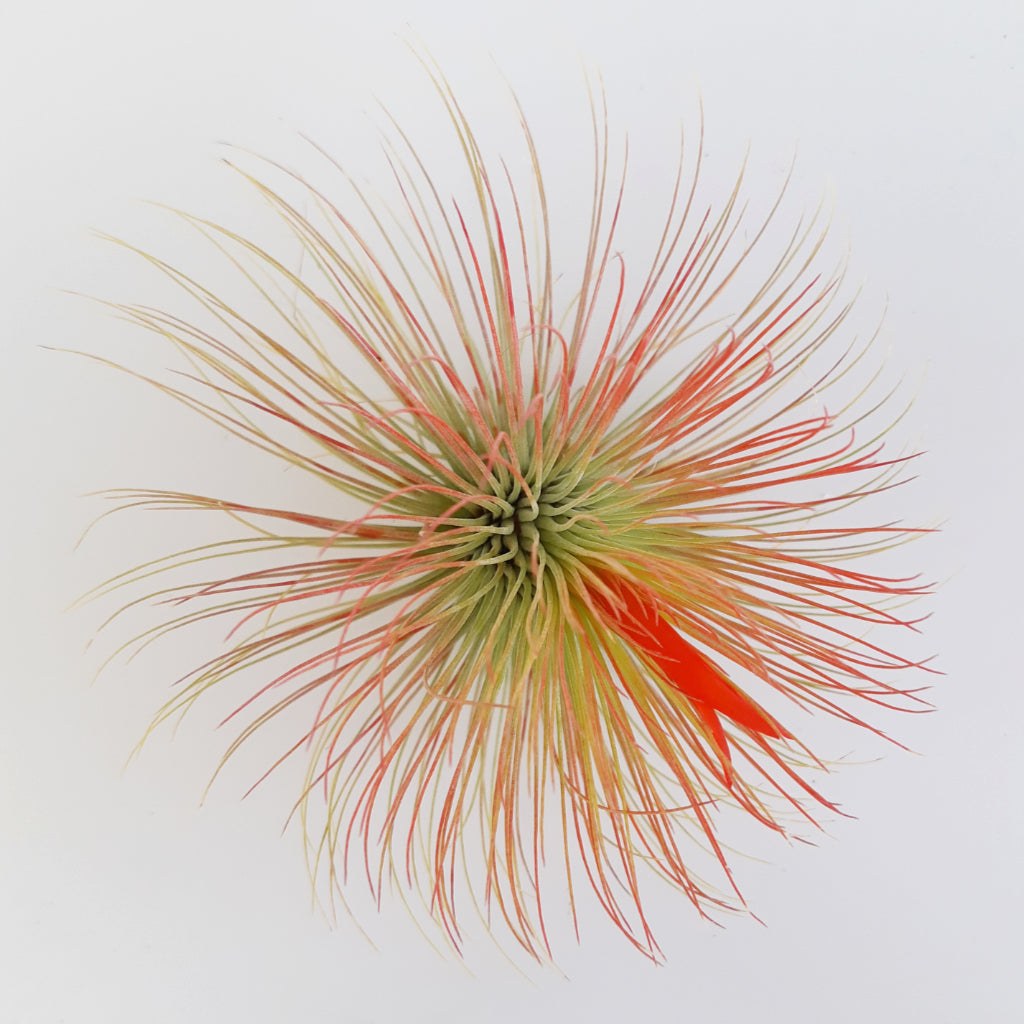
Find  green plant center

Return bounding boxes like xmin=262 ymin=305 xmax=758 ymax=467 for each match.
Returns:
xmin=466 ymin=475 xmax=589 ymax=576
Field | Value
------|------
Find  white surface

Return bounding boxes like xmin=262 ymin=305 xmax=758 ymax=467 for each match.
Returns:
xmin=1 ymin=1 xmax=1021 ymax=1020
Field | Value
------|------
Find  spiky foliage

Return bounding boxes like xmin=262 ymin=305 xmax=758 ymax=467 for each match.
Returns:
xmin=87 ymin=69 xmax=929 ymax=962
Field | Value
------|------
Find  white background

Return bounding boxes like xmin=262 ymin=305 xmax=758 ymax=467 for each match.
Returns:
xmin=2 ymin=1 xmax=1021 ymax=1020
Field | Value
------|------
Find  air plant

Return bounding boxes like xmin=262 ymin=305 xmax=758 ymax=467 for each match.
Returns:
xmin=86 ymin=64 xmax=930 ymax=963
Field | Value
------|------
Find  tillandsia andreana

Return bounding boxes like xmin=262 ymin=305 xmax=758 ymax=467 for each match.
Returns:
xmin=86 ymin=64 xmax=930 ymax=962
